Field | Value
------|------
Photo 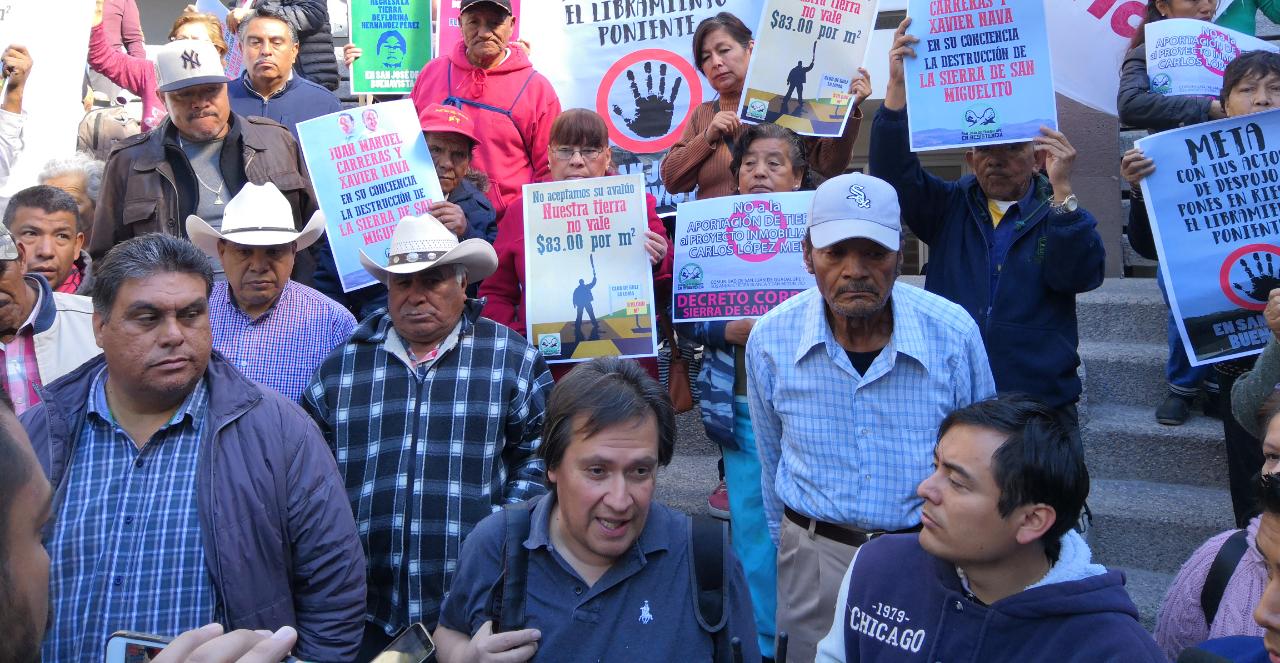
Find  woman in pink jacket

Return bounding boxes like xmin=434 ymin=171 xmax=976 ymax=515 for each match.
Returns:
xmin=86 ymin=4 xmax=227 ymax=132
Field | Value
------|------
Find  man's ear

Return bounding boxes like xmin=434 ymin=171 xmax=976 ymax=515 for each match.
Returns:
xmin=92 ymin=311 xmax=106 ymax=349
xmin=802 ymin=239 xmax=815 ymax=275
xmin=964 ymin=149 xmax=977 ymax=173
xmin=1013 ymin=503 xmax=1057 ymax=546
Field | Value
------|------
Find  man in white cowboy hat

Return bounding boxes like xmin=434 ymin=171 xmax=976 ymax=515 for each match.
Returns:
xmin=302 ymin=213 xmax=553 ymax=660
xmin=187 ymin=182 xmax=355 ymax=402
xmin=91 ymin=38 xmax=321 ymax=284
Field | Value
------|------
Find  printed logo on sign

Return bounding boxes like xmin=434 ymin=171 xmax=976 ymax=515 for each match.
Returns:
xmin=747 ymin=98 xmax=769 ymax=121
xmin=679 ymin=262 xmax=704 ymax=289
xmin=538 ymin=333 xmax=562 ymax=357
xmin=847 ymin=185 xmax=872 ymax=209
xmin=961 ymin=105 xmax=1003 ymax=142
xmin=1150 ymin=73 xmax=1173 ymax=95
xmin=1197 ymin=28 xmax=1240 ymax=76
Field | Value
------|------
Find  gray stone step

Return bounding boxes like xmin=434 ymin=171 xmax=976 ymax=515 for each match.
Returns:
xmin=1082 ymin=403 xmax=1226 ymax=488
xmin=1080 ymin=340 xmax=1170 ymax=408
xmin=1088 ymin=479 xmax=1235 ymax=575
xmin=1076 ymin=277 xmax=1167 ymax=346
xmin=1112 ymin=566 xmax=1174 ymax=632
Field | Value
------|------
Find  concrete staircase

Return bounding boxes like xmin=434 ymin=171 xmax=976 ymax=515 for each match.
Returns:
xmin=1075 ymin=277 xmax=1236 ymax=629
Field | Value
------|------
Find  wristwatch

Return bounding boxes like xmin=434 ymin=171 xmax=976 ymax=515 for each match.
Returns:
xmin=1050 ymin=194 xmax=1078 ymax=215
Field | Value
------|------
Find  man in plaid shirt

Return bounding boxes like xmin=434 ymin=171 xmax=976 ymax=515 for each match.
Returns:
xmin=303 ymin=213 xmax=553 ymax=660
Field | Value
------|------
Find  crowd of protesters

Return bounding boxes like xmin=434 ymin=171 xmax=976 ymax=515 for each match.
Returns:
xmin=2 ymin=0 xmax=1280 ymax=662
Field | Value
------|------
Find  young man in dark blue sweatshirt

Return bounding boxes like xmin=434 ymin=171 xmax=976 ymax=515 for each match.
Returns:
xmin=816 ymin=395 xmax=1164 ymax=662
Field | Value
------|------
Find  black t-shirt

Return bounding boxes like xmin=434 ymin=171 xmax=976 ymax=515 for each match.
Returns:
xmin=846 ymin=349 xmax=882 ymax=376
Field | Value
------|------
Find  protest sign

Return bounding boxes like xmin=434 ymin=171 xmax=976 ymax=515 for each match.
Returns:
xmin=297 ymin=99 xmax=444 ymax=292
xmin=524 ymin=1 xmax=762 ymax=211
xmin=437 ymin=0 xmax=520 ymax=59
xmin=904 ymin=0 xmax=1057 ymax=151
xmin=1046 ymin=0 xmax=1141 ymax=116
xmin=522 ymin=174 xmax=658 ymax=364
xmin=350 ymin=0 xmax=431 ymax=95
xmin=0 ymin=0 xmax=92 ymax=196
xmin=737 ymin=0 xmax=878 ymax=137
xmin=673 ymin=192 xmax=814 ymax=323
xmin=1145 ymin=19 xmax=1277 ymax=98
xmin=1137 ymin=109 xmax=1280 ymax=366
xmin=197 ymin=0 xmax=245 ymax=79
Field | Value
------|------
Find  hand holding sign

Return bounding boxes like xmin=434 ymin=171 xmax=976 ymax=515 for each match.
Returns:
xmin=1121 ymin=147 xmax=1156 ymax=187
xmin=1033 ymin=127 xmax=1078 ymax=196
xmin=1266 ymin=289 xmax=1280 ymax=340
xmin=884 ymin=18 xmax=917 ymax=112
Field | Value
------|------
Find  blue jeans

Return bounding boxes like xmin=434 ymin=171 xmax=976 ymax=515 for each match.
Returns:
xmin=1158 ymin=271 xmax=1210 ymax=395
xmin=725 ymin=398 xmax=778 ymax=657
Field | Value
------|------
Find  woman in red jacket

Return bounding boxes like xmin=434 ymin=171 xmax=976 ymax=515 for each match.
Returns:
xmin=479 ymin=108 xmax=672 ymax=379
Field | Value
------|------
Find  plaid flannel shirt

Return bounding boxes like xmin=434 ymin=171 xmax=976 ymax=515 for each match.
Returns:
xmin=209 ymin=280 xmax=357 ymax=402
xmin=302 ymin=299 xmax=552 ymax=633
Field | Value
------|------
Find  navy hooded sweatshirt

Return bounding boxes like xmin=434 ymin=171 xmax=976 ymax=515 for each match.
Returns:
xmin=821 ymin=533 xmax=1165 ymax=662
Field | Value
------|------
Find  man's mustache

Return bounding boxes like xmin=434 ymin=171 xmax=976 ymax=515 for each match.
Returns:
xmin=186 ymin=109 xmax=219 ymax=121
xmin=837 ymin=282 xmax=879 ymax=297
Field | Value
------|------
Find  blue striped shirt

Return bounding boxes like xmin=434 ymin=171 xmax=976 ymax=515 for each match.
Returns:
xmin=747 ymin=282 xmax=996 ymax=542
xmin=209 ymin=280 xmax=356 ymax=402
xmin=43 ymin=369 xmax=215 ymax=661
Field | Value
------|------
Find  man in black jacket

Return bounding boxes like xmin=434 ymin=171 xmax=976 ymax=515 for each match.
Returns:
xmin=90 ymin=39 xmax=320 ymax=284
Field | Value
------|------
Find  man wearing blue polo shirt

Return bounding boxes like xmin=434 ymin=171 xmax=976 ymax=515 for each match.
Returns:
xmin=434 ymin=357 xmax=761 ymax=663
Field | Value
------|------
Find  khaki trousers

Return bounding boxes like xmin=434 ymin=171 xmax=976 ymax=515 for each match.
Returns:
xmin=775 ymin=515 xmax=860 ymax=663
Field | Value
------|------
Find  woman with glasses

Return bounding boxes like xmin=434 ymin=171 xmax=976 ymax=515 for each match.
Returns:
xmin=479 ymin=108 xmax=672 ymax=379
xmin=87 ymin=1 xmax=228 ymax=131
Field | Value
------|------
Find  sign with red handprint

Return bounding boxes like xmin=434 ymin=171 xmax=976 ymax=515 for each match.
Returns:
xmin=1137 ymin=111 xmax=1280 ymax=366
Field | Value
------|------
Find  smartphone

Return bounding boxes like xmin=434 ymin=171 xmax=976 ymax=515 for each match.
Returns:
xmin=370 ymin=622 xmax=436 ymax=663
xmin=105 ymin=631 xmax=171 ymax=663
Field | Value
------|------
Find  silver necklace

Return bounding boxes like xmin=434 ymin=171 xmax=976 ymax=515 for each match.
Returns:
xmin=178 ymin=137 xmax=226 ymax=205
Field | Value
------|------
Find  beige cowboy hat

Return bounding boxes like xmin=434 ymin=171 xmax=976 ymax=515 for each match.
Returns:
xmin=186 ymin=182 xmax=326 ymax=259
xmin=359 ymin=213 xmax=497 ymax=285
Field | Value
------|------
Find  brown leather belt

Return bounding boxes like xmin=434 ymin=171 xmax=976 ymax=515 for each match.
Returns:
xmin=784 ymin=506 xmax=921 ymax=548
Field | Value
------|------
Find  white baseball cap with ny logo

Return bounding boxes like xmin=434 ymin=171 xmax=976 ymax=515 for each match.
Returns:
xmin=155 ymin=40 xmax=229 ymax=94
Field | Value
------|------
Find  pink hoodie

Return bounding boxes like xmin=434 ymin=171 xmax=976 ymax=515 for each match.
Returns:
xmin=410 ymin=41 xmax=560 ymax=221
xmin=87 ymin=23 xmax=167 ymax=131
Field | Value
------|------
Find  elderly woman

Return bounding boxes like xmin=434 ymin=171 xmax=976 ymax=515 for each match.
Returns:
xmin=87 ymin=1 xmax=228 ymax=131
xmin=420 ymin=103 xmax=498 ymax=245
xmin=660 ymin=11 xmax=870 ymax=200
xmin=677 ymin=122 xmax=814 ymax=658
xmin=1155 ymin=391 xmax=1280 ymax=659
xmin=480 ymin=108 xmax=671 ymax=379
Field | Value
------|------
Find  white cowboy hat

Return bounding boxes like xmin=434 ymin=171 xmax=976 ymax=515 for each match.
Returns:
xmin=186 ymin=182 xmax=326 ymax=259
xmin=359 ymin=213 xmax=497 ymax=285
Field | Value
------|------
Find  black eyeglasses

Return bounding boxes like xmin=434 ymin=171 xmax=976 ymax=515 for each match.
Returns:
xmin=551 ymin=147 xmax=604 ymax=161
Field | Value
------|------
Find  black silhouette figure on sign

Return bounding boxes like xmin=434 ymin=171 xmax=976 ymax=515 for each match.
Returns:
xmin=780 ymin=41 xmax=818 ymax=116
xmin=572 ymin=254 xmax=601 ymax=343
xmin=1233 ymin=251 xmax=1280 ymax=303
xmin=611 ymin=62 xmax=684 ymax=138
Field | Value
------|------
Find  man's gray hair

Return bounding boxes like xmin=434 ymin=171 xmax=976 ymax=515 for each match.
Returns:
xmin=92 ymin=234 xmax=214 ymax=317
xmin=237 ymin=5 xmax=300 ymax=45
xmin=38 ymin=152 xmax=104 ymax=218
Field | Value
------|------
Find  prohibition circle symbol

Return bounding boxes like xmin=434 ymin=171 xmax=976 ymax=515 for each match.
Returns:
xmin=596 ymin=48 xmax=703 ymax=153
xmin=1219 ymin=243 xmax=1280 ymax=311
xmin=725 ymin=200 xmax=787 ymax=263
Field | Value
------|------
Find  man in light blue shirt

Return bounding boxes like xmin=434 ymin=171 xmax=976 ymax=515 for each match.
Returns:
xmin=747 ymin=172 xmax=996 ymax=662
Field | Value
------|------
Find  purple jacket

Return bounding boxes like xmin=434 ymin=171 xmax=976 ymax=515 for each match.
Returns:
xmin=21 ymin=352 xmax=367 ymax=662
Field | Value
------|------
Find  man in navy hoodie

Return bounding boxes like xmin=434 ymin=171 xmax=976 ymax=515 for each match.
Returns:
xmin=870 ymin=19 xmax=1106 ymax=435
xmin=228 ymin=5 xmax=341 ymax=140
xmin=816 ymin=395 xmax=1164 ymax=662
